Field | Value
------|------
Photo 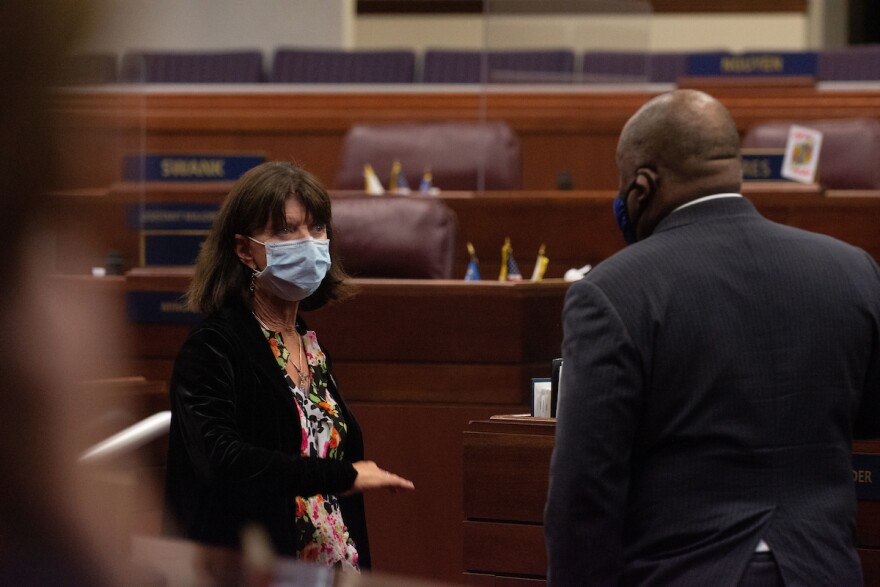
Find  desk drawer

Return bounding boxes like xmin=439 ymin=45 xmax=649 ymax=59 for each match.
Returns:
xmin=463 ymin=521 xmax=546 ymax=577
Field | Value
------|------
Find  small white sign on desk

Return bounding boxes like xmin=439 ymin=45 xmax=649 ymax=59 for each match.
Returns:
xmin=781 ymin=125 xmax=823 ymax=184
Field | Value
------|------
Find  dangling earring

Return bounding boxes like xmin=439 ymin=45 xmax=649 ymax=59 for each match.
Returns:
xmin=249 ymin=269 xmax=258 ymax=292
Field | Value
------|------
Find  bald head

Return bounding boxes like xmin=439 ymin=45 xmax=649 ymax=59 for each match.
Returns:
xmin=617 ymin=90 xmax=741 ymax=195
xmin=614 ymin=91 xmax=743 ymax=240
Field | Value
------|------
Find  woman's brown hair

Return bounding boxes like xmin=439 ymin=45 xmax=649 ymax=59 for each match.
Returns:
xmin=187 ymin=161 xmax=353 ymax=314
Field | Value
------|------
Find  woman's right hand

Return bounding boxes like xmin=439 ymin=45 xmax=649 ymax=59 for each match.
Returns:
xmin=345 ymin=460 xmax=415 ymax=495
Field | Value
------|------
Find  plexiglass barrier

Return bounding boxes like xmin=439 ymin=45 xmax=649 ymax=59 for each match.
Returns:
xmin=49 ymin=1 xmax=657 ymax=278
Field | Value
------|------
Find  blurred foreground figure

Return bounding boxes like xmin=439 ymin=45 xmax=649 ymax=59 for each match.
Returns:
xmin=0 ymin=1 xmax=142 ymax=585
xmin=545 ymin=90 xmax=880 ymax=586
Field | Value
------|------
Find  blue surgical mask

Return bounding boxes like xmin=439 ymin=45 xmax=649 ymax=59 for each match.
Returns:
xmin=249 ymin=236 xmax=331 ymax=302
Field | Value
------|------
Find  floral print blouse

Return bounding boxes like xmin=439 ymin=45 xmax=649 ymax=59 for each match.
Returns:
xmin=259 ymin=325 xmax=359 ymax=571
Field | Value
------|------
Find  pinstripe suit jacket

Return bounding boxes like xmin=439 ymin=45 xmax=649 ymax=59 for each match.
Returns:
xmin=545 ymin=196 xmax=880 ymax=586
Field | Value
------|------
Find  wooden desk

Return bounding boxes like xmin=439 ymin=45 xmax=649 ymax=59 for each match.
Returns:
xmin=50 ymin=86 xmax=880 ymax=192
xmin=119 ymin=271 xmax=568 ymax=396
xmin=462 ymin=418 xmax=880 ymax=586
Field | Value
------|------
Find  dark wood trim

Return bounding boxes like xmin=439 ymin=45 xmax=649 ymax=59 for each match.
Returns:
xmin=358 ymin=0 xmax=483 ymax=14
xmin=357 ymin=0 xmax=807 ymax=15
xmin=650 ymin=0 xmax=806 ymax=11
xmin=54 ymin=88 xmax=880 ymax=136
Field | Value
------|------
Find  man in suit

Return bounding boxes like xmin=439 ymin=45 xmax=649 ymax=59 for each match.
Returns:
xmin=544 ymin=89 xmax=880 ymax=586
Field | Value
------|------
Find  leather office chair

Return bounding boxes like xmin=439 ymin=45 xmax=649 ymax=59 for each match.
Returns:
xmin=334 ymin=121 xmax=521 ymax=191
xmin=818 ymin=46 xmax=880 ymax=81
xmin=331 ymin=197 xmax=457 ymax=279
xmin=742 ymin=118 xmax=880 ymax=189
xmin=581 ymin=51 xmax=650 ymax=83
xmin=422 ymin=49 xmax=575 ymax=83
xmin=582 ymin=51 xmax=728 ymax=84
xmin=271 ymin=49 xmax=415 ymax=83
xmin=120 ymin=51 xmax=264 ymax=83
xmin=651 ymin=52 xmax=696 ymax=83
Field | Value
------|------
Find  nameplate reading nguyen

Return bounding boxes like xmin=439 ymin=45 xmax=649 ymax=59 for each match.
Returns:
xmin=688 ymin=52 xmax=817 ymax=78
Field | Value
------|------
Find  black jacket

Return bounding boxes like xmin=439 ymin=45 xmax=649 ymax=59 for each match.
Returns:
xmin=163 ymin=305 xmax=370 ymax=568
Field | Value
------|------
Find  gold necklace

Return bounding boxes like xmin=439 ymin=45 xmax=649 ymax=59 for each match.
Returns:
xmin=253 ymin=311 xmax=309 ymax=390
xmin=289 ymin=334 xmax=310 ymax=390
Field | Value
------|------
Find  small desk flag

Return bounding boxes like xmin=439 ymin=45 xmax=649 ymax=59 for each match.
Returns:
xmin=388 ymin=159 xmax=401 ymax=192
xmin=419 ymin=168 xmax=433 ymax=194
xmin=499 ymin=238 xmax=523 ymax=282
xmin=530 ymin=244 xmax=549 ymax=282
xmin=389 ymin=159 xmax=411 ymax=194
xmin=364 ymin=164 xmax=385 ymax=195
xmin=465 ymin=242 xmax=481 ymax=280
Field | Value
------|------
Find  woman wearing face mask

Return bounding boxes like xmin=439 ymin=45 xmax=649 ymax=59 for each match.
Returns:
xmin=163 ymin=161 xmax=413 ymax=571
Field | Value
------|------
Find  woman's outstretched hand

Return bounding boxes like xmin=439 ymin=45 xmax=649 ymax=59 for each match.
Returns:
xmin=345 ymin=460 xmax=415 ymax=495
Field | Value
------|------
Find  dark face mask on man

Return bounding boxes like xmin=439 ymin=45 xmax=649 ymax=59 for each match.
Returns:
xmin=613 ymin=170 xmax=655 ymax=245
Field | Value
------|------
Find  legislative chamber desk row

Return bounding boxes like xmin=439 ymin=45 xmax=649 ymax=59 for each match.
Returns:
xmin=50 ymin=183 xmax=880 ymax=279
xmin=463 ymin=417 xmax=880 ymax=586
xmin=51 ymin=85 xmax=880 ymax=192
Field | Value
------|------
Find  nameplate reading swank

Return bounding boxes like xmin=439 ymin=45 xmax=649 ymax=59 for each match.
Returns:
xmin=122 ymin=153 xmax=265 ymax=182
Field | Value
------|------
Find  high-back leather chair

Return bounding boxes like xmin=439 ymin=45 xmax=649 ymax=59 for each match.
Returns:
xmin=334 ymin=121 xmax=521 ymax=191
xmin=742 ymin=118 xmax=880 ymax=189
xmin=271 ymin=49 xmax=415 ymax=83
xmin=331 ymin=197 xmax=457 ymax=279
xmin=422 ymin=49 xmax=575 ymax=83
xmin=581 ymin=51 xmax=650 ymax=83
xmin=818 ymin=46 xmax=880 ymax=81
xmin=582 ymin=50 xmax=728 ymax=84
xmin=120 ymin=51 xmax=264 ymax=83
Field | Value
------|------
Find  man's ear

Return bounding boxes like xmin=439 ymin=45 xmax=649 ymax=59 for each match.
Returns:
xmin=233 ymin=234 xmax=256 ymax=269
xmin=632 ymin=168 xmax=658 ymax=205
